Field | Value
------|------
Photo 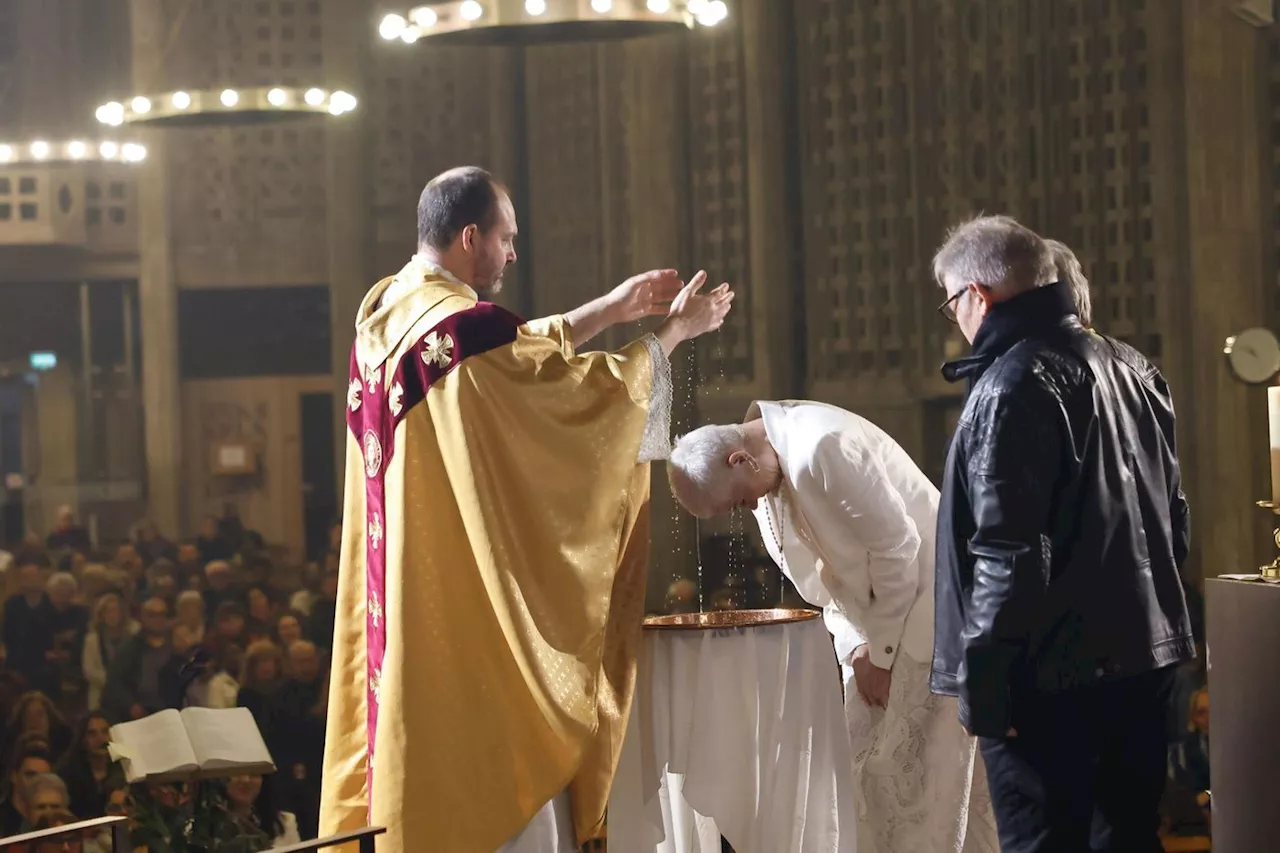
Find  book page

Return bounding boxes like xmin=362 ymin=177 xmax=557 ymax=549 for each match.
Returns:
xmin=109 ymin=709 xmax=198 ymax=782
xmin=181 ymin=707 xmax=274 ymax=773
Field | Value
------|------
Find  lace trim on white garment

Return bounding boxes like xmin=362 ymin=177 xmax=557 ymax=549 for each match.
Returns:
xmin=842 ymin=652 xmax=999 ymax=853
xmin=637 ymin=334 xmax=673 ymax=463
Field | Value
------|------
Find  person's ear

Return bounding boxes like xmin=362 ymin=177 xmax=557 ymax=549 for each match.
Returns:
xmin=460 ymin=224 xmax=478 ymax=253
xmin=969 ymin=282 xmax=994 ymax=309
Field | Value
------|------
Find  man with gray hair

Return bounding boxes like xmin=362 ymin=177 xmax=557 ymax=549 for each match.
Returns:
xmin=931 ymin=215 xmax=1193 ymax=852
xmin=668 ymin=402 xmax=997 ymax=852
xmin=1044 ymin=238 xmax=1091 ymax=328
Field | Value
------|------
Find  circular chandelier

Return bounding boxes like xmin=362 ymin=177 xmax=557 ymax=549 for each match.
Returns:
xmin=0 ymin=139 xmax=147 ymax=166
xmin=378 ymin=0 xmax=729 ymax=46
xmin=93 ymin=86 xmax=358 ymax=129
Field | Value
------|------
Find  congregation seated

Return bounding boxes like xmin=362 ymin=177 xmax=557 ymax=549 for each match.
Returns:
xmin=0 ymin=509 xmax=339 ymax=851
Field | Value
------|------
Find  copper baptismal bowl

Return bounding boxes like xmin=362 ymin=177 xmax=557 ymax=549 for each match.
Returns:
xmin=642 ymin=608 xmax=820 ymax=630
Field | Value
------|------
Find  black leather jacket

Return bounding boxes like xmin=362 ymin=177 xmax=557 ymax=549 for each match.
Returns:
xmin=930 ymin=282 xmax=1194 ymax=737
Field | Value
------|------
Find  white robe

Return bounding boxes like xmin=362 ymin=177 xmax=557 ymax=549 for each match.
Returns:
xmin=748 ymin=400 xmax=999 ymax=853
xmin=498 ymin=791 xmax=576 ymax=853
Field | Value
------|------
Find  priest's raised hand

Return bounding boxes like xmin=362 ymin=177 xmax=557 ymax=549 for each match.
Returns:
xmin=653 ymin=270 xmax=735 ymax=356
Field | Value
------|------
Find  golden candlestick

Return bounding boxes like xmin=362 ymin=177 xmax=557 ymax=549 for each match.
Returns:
xmin=1256 ymin=501 xmax=1280 ymax=580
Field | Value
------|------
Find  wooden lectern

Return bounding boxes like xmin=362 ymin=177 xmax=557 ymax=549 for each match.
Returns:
xmin=1205 ymin=578 xmax=1280 ymax=852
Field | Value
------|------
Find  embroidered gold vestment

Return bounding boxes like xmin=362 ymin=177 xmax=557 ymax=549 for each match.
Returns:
xmin=319 ymin=263 xmax=660 ymax=852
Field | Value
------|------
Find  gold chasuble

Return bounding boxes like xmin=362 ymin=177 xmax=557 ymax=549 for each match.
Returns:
xmin=320 ymin=258 xmax=667 ymax=853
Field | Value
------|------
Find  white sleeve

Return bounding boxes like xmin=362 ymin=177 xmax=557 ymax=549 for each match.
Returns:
xmin=797 ymin=434 xmax=922 ymax=670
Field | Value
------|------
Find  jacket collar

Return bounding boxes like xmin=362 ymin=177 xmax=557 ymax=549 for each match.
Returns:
xmin=940 ymin=281 xmax=1077 ymax=384
xmin=354 ymin=256 xmax=479 ymax=373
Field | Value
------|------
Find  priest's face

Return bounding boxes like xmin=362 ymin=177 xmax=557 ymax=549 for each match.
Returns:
xmin=469 ymin=193 xmax=519 ymax=298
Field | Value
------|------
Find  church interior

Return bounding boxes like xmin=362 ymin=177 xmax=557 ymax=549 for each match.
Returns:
xmin=0 ymin=0 xmax=1276 ymax=851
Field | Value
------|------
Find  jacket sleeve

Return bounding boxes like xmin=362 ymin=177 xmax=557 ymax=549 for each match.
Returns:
xmin=796 ymin=433 xmax=922 ymax=671
xmin=961 ymin=382 xmax=1062 ymax=737
xmin=1157 ymin=373 xmax=1191 ymax=571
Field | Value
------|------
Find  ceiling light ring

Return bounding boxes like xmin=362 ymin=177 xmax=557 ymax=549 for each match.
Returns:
xmin=380 ymin=0 xmax=727 ymax=46
xmin=94 ymin=86 xmax=358 ymax=129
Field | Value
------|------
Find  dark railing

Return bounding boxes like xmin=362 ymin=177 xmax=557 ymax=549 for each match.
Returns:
xmin=273 ymin=826 xmax=386 ymax=853
xmin=0 ymin=818 xmax=386 ymax=852
xmin=0 ymin=815 xmax=127 ymax=849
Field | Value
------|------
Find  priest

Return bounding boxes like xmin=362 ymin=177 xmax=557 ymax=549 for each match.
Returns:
xmin=319 ymin=166 xmax=733 ymax=853
xmin=667 ymin=402 xmax=998 ymax=853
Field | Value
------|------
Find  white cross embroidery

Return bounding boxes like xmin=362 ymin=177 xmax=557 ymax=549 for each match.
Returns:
xmin=370 ymin=667 xmax=382 ymax=705
xmin=370 ymin=592 xmax=383 ymax=630
xmin=365 ymin=364 xmax=382 ymax=392
xmin=389 ymin=382 xmax=404 ymax=417
xmin=347 ymin=378 xmax=362 ymax=413
xmin=421 ymin=332 xmax=454 ymax=369
xmin=368 ymin=512 xmax=383 ymax=551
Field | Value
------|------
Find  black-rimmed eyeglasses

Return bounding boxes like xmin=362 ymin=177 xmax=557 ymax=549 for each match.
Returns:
xmin=937 ymin=290 xmax=964 ymax=324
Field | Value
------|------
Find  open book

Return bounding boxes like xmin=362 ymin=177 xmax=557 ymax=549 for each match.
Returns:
xmin=108 ymin=707 xmax=276 ymax=783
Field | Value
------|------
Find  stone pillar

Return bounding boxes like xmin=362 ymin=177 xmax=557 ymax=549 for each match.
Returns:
xmin=740 ymin=0 xmax=805 ymax=403
xmin=130 ymin=0 xmax=184 ymax=538
xmin=321 ymin=0 xmax=375 ymax=486
xmin=1180 ymin=1 xmax=1270 ymax=578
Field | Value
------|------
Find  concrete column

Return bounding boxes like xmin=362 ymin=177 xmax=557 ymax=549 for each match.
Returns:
xmin=740 ymin=0 xmax=805 ymax=403
xmin=1180 ymin=1 xmax=1270 ymax=578
xmin=130 ymin=0 xmax=184 ymax=539
xmin=321 ymin=0 xmax=375 ymax=487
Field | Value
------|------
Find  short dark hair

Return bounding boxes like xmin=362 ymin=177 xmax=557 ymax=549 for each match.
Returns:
xmin=416 ymin=166 xmax=507 ymax=252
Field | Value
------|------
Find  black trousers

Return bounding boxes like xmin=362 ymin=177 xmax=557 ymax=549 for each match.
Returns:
xmin=978 ymin=665 xmax=1177 ymax=853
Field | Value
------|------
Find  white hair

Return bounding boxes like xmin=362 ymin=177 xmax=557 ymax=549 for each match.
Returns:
xmin=932 ymin=214 xmax=1056 ymax=297
xmin=667 ymin=424 xmax=747 ymax=518
xmin=24 ymin=772 xmax=67 ymax=803
xmin=1044 ymin=238 xmax=1092 ymax=328
xmin=176 ymin=589 xmax=204 ymax=610
xmin=45 ymin=572 xmax=77 ymax=596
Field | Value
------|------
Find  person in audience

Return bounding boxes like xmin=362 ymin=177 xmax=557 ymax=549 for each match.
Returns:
xmin=217 ymin=504 xmax=247 ymax=555
xmin=75 ymin=565 xmax=110 ymax=608
xmin=1171 ymin=688 xmax=1211 ymax=800
xmin=174 ymin=543 xmax=203 ymax=590
xmin=208 ymin=602 xmax=247 ymax=656
xmin=288 ymin=564 xmax=320 ymax=616
xmin=45 ymin=574 xmax=88 ymax=709
xmin=102 ymin=597 xmax=172 ymax=721
xmin=273 ymin=611 xmax=305 ymax=649
xmin=244 ymin=586 xmax=277 ymax=645
xmin=158 ymin=624 xmax=201 ymax=709
xmin=174 ymin=590 xmax=206 ymax=643
xmin=5 ymin=694 xmax=71 ymax=766
xmin=307 ymin=568 xmax=338 ymax=653
xmin=23 ymin=808 xmax=84 ymax=853
xmin=0 ymin=748 xmax=54 ymax=834
xmin=183 ymin=643 xmax=241 ymax=709
xmin=133 ymin=520 xmax=177 ymax=567
xmin=21 ymin=773 xmax=69 ymax=829
xmin=3 ymin=560 xmax=56 ymax=696
xmin=45 ymin=508 xmax=90 ymax=555
xmin=225 ymin=773 xmax=301 ymax=847
xmin=81 ymin=593 xmax=138 ymax=711
xmin=0 ymin=644 xmax=28 ymax=727
xmin=82 ymin=781 xmax=129 ymax=853
xmin=110 ymin=545 xmax=144 ymax=602
xmin=202 ymin=561 xmax=237 ymax=622
xmin=196 ymin=517 xmax=235 ymax=565
xmin=143 ymin=560 xmax=178 ymax=608
xmin=267 ymin=641 xmax=325 ymax=839
xmin=236 ymin=641 xmax=283 ymax=731
xmin=57 ymin=712 xmax=123 ymax=818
